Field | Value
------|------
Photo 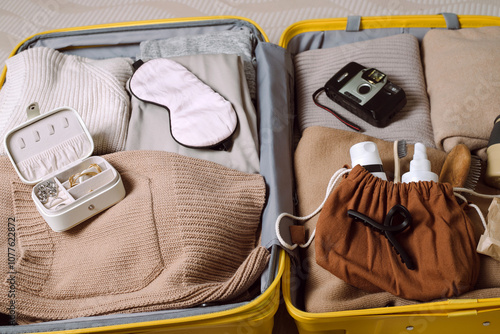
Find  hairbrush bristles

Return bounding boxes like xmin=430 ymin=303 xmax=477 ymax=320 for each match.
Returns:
xmin=464 ymin=155 xmax=482 ymax=191
xmin=439 ymin=144 xmax=482 ymax=189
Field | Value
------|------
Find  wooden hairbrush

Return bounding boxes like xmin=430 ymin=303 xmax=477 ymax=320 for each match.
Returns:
xmin=439 ymin=144 xmax=481 ymax=189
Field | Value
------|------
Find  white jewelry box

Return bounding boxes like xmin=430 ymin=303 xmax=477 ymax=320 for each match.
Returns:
xmin=4 ymin=104 xmax=125 ymax=232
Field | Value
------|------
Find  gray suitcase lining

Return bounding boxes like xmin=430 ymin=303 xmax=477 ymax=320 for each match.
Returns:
xmin=284 ymin=12 xmax=461 ymax=56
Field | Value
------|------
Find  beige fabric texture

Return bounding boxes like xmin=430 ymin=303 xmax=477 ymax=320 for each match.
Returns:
xmin=0 ymin=151 xmax=269 ymax=324
xmin=422 ymin=26 xmax=500 ymax=160
xmin=294 ymin=33 xmax=434 ymax=147
xmin=294 ymin=126 xmax=500 ymax=313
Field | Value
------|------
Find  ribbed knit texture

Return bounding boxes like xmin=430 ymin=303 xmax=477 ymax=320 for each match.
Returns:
xmin=0 ymin=151 xmax=269 ymax=324
xmin=294 ymin=33 xmax=434 ymax=147
xmin=0 ymin=159 xmax=17 ymax=296
xmin=0 ymin=47 xmax=133 ymax=155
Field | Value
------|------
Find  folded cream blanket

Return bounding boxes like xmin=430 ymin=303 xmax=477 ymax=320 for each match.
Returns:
xmin=294 ymin=34 xmax=434 ymax=147
xmin=294 ymin=126 xmax=500 ymax=313
xmin=0 ymin=151 xmax=269 ymax=324
xmin=422 ymin=26 xmax=500 ymax=160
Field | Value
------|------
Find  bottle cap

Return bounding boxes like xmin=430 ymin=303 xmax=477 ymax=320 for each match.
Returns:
xmin=350 ymin=141 xmax=387 ymax=180
xmin=487 ymin=115 xmax=500 ymax=148
xmin=350 ymin=141 xmax=383 ymax=167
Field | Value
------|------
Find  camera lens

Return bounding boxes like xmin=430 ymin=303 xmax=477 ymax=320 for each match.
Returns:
xmin=358 ymin=84 xmax=371 ymax=94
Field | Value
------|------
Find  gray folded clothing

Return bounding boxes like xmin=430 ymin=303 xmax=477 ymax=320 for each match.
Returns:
xmin=294 ymin=33 xmax=434 ymax=147
xmin=125 ymin=53 xmax=260 ymax=174
xmin=140 ymin=29 xmax=257 ymax=101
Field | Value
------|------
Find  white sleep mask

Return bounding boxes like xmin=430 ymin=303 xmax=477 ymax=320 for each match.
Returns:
xmin=129 ymin=58 xmax=238 ymax=150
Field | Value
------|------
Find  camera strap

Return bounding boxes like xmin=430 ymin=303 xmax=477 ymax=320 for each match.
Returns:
xmin=312 ymin=87 xmax=363 ymax=132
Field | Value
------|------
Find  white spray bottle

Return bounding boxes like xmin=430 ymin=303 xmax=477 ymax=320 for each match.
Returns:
xmin=401 ymin=143 xmax=438 ymax=183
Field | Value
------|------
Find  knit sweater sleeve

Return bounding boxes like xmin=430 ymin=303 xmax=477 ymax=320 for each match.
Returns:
xmin=10 ymin=180 xmax=54 ymax=293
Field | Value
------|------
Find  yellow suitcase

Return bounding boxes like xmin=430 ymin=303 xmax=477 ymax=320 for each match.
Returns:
xmin=279 ymin=13 xmax=500 ymax=334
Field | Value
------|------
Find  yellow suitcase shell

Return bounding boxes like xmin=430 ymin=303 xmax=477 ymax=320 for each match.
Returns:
xmin=280 ymin=14 xmax=500 ymax=334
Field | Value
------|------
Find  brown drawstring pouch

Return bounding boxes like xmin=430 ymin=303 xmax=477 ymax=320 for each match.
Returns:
xmin=316 ymin=165 xmax=479 ymax=301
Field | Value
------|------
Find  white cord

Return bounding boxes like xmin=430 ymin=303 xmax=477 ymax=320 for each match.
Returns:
xmin=453 ymin=192 xmax=487 ymax=230
xmin=454 ymin=187 xmax=500 ymax=199
xmin=275 ymin=167 xmax=351 ymax=250
xmin=453 ymin=188 xmax=500 ymax=231
xmin=276 ymin=169 xmax=499 ymax=250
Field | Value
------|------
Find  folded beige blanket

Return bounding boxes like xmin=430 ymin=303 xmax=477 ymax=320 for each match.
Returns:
xmin=0 ymin=151 xmax=269 ymax=324
xmin=294 ymin=34 xmax=434 ymax=147
xmin=294 ymin=126 xmax=500 ymax=313
xmin=422 ymin=26 xmax=500 ymax=160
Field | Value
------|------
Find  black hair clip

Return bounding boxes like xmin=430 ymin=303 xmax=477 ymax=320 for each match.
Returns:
xmin=347 ymin=204 xmax=415 ymax=270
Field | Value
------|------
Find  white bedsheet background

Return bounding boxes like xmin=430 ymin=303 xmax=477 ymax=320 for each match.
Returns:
xmin=1 ymin=0 xmax=500 ymax=69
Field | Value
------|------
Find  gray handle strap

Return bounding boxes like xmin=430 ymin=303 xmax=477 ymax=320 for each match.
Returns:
xmin=440 ymin=12 xmax=461 ymax=30
xmin=346 ymin=15 xmax=361 ymax=32
xmin=345 ymin=13 xmax=460 ymax=32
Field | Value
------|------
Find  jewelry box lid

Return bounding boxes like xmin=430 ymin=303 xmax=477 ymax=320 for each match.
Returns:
xmin=3 ymin=103 xmax=94 ymax=185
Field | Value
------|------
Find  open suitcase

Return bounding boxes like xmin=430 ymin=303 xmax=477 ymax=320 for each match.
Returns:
xmin=3 ymin=11 xmax=500 ymax=334
xmin=278 ymin=13 xmax=500 ymax=334
xmin=0 ymin=16 xmax=294 ymax=333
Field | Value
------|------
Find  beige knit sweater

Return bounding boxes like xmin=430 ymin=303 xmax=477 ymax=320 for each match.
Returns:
xmin=422 ymin=26 xmax=500 ymax=160
xmin=0 ymin=151 xmax=269 ymax=324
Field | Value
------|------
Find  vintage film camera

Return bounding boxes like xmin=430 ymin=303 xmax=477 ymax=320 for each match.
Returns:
xmin=324 ymin=62 xmax=407 ymax=128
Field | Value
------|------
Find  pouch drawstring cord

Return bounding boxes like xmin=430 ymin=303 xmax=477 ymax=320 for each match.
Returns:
xmin=276 ymin=168 xmax=500 ymax=251
xmin=275 ymin=167 xmax=351 ymax=250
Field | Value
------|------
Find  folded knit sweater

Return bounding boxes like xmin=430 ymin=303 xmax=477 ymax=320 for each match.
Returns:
xmin=0 ymin=47 xmax=133 ymax=155
xmin=0 ymin=151 xmax=269 ymax=324
xmin=294 ymin=34 xmax=434 ymax=147
xmin=422 ymin=26 xmax=500 ymax=159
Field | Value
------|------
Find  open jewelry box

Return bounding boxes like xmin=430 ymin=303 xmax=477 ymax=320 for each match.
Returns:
xmin=3 ymin=104 xmax=125 ymax=232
